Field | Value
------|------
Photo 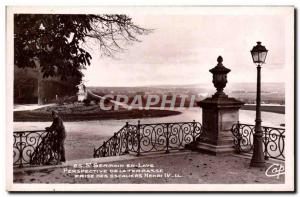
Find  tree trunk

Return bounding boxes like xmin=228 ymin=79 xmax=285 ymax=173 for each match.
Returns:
xmin=37 ymin=62 xmax=44 ymax=105
xmin=37 ymin=80 xmax=44 ymax=105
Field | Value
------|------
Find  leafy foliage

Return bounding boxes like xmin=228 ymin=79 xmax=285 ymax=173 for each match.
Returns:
xmin=15 ymin=14 xmax=94 ymax=80
xmin=14 ymin=14 xmax=150 ymax=80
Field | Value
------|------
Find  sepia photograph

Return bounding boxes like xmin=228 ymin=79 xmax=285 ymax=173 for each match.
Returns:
xmin=6 ymin=6 xmax=295 ymax=192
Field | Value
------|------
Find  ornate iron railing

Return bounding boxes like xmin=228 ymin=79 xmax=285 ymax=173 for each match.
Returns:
xmin=94 ymin=120 xmax=202 ymax=158
xmin=93 ymin=124 xmax=138 ymax=157
xmin=13 ymin=130 xmax=61 ymax=167
xmin=231 ymin=123 xmax=285 ymax=161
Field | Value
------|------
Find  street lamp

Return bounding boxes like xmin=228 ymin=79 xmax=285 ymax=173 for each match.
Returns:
xmin=250 ymin=41 xmax=268 ymax=167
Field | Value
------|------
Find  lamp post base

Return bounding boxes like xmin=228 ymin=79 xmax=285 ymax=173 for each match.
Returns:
xmin=250 ymin=132 xmax=266 ymax=168
xmin=250 ymin=160 xmax=266 ymax=168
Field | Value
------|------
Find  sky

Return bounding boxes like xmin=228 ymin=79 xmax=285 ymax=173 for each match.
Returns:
xmin=82 ymin=12 xmax=290 ymax=87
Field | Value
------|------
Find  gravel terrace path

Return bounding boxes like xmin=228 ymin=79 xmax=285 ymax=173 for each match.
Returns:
xmin=14 ymin=152 xmax=284 ymax=184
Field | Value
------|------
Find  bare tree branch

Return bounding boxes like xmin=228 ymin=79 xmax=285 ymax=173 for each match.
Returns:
xmin=86 ymin=14 xmax=153 ymax=57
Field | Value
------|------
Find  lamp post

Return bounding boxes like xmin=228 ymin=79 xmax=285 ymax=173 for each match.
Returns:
xmin=250 ymin=41 xmax=268 ymax=167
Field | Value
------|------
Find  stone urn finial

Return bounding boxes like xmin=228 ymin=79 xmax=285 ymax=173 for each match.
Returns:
xmin=209 ymin=56 xmax=231 ymax=98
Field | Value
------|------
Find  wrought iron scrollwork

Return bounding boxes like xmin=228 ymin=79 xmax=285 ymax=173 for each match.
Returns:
xmin=94 ymin=121 xmax=202 ymax=158
xmin=93 ymin=123 xmax=139 ymax=158
xmin=13 ymin=130 xmax=62 ymax=167
xmin=263 ymin=126 xmax=285 ymax=160
xmin=231 ymin=123 xmax=285 ymax=161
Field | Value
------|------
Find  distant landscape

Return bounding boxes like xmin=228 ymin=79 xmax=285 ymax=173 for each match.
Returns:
xmin=88 ymin=82 xmax=285 ymax=107
xmin=14 ymin=82 xmax=285 ymax=122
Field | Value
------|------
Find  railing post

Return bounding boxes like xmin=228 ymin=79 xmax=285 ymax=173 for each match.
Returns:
xmin=113 ymin=132 xmax=118 ymax=156
xmin=237 ymin=121 xmax=241 ymax=139
xmin=165 ymin=123 xmax=170 ymax=154
xmin=137 ymin=120 xmax=141 ymax=157
xmin=124 ymin=122 xmax=129 ymax=154
xmin=236 ymin=121 xmax=242 ymax=153
xmin=263 ymin=127 xmax=269 ymax=160
xmin=192 ymin=120 xmax=196 ymax=142
xmin=102 ymin=141 xmax=107 ymax=157
xmin=19 ymin=133 xmax=23 ymax=167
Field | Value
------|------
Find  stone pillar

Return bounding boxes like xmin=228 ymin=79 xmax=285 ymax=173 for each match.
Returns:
xmin=192 ymin=56 xmax=244 ymax=155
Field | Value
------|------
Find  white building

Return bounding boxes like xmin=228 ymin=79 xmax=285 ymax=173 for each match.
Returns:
xmin=76 ymin=83 xmax=87 ymax=102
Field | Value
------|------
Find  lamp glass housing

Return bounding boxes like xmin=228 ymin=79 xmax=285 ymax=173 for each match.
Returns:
xmin=251 ymin=42 xmax=268 ymax=64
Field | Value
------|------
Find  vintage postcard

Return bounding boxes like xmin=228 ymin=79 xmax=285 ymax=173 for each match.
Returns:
xmin=6 ymin=6 xmax=295 ymax=192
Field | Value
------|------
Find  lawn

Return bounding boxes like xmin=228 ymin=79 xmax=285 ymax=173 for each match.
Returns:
xmin=13 ymin=103 xmax=181 ymax=122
